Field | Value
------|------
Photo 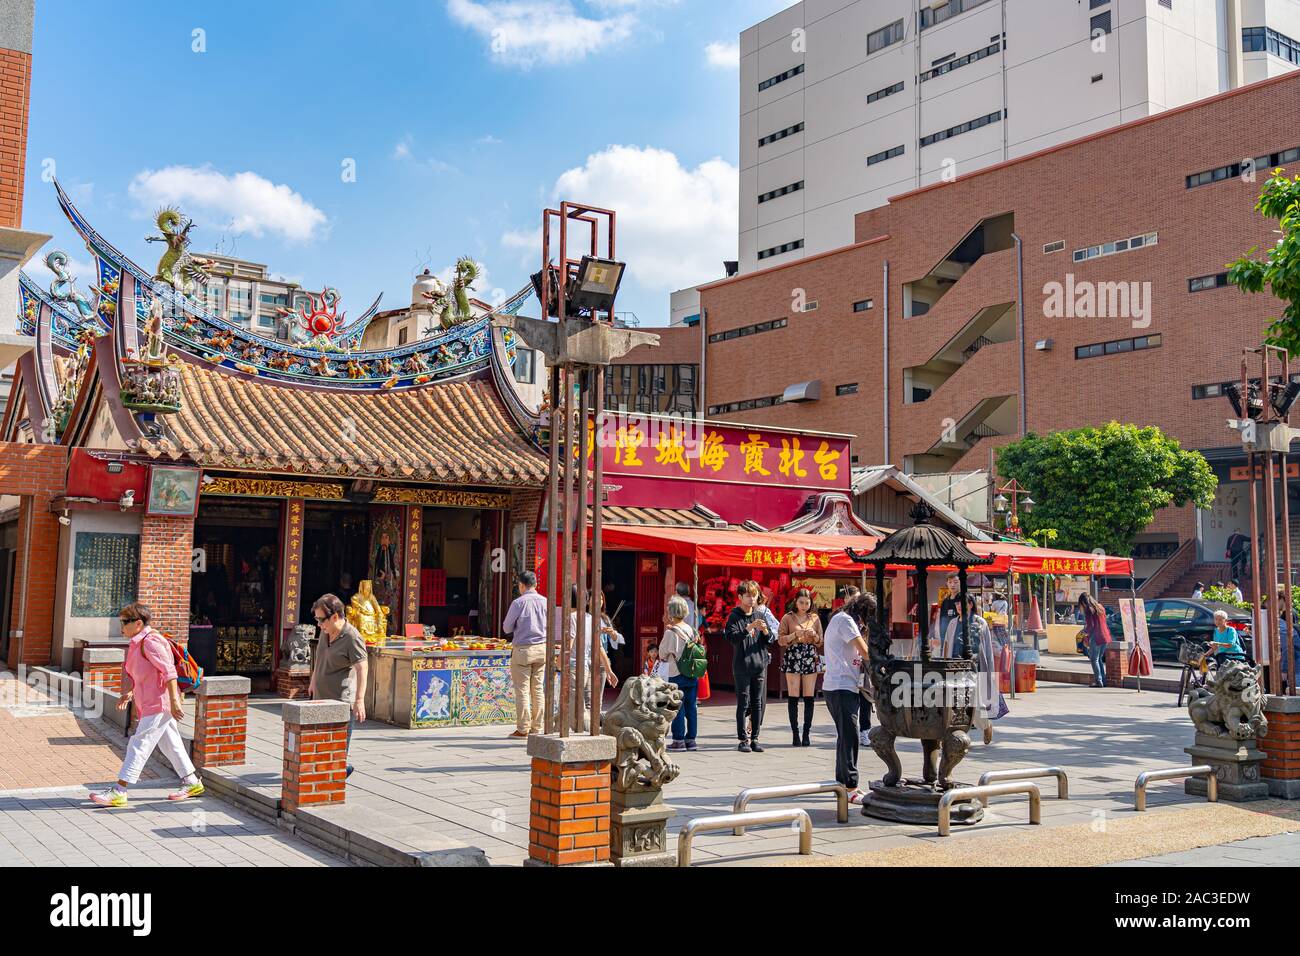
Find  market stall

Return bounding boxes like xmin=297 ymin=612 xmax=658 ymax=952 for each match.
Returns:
xmin=366 ymin=636 xmax=513 ymax=728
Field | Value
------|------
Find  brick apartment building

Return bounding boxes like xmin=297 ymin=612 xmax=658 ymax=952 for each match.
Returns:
xmin=700 ymin=70 xmax=1300 ymax=574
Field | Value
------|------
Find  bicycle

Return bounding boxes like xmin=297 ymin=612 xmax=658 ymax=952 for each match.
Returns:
xmin=1175 ymin=637 xmax=1212 ymax=708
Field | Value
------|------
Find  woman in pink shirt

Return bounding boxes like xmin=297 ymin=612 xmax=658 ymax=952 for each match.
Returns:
xmin=89 ymin=603 xmax=204 ymax=807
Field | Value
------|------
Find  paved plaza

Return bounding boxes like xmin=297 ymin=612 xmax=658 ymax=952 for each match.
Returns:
xmin=3 ymin=668 xmax=1298 ymax=867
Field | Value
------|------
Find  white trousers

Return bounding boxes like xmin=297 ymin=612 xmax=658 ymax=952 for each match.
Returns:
xmin=119 ymin=711 xmax=196 ymax=785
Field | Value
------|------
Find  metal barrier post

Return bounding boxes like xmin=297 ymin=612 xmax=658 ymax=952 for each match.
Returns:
xmin=677 ymin=809 xmax=812 ymax=867
xmin=977 ymin=767 xmax=1069 ymax=806
xmin=731 ymin=782 xmax=849 ymax=835
xmin=937 ymin=782 xmax=1041 ymax=836
xmin=1134 ymin=765 xmax=1217 ymax=811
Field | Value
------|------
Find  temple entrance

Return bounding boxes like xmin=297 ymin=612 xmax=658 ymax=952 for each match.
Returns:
xmin=300 ymin=501 xmax=372 ymax=625
xmin=601 ymin=550 xmax=639 ymax=684
xmin=188 ymin=498 xmax=281 ymax=681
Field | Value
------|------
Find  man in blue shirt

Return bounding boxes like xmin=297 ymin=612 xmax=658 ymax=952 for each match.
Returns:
xmin=503 ymin=571 xmax=548 ymax=738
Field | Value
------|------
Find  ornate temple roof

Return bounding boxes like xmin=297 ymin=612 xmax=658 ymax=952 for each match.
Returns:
xmin=134 ymin=357 xmax=547 ymax=486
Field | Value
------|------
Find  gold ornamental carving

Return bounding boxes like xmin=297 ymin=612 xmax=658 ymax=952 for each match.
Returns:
xmin=201 ymin=476 xmax=345 ymax=500
xmin=372 ymin=486 xmax=510 ymax=509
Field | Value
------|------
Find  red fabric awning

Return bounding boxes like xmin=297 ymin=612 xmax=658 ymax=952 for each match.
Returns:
xmin=536 ymin=525 xmax=1133 ymax=577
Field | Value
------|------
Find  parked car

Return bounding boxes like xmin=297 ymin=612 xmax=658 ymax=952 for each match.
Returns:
xmin=1077 ymin=599 xmax=1252 ymax=661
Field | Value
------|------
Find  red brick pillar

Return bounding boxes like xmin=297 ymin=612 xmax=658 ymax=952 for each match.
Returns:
xmin=10 ymin=498 xmax=60 ymax=668
xmin=281 ymin=700 xmax=349 ymax=812
xmin=193 ymin=676 xmax=250 ymax=769
xmin=138 ymin=513 xmax=194 ymax=643
xmin=1259 ymin=695 xmax=1300 ymax=798
xmin=1104 ymin=641 xmax=1131 ymax=687
xmin=0 ymin=4 xmax=33 ymax=230
xmin=526 ymin=734 xmax=615 ymax=867
xmin=82 ymin=647 xmax=124 ymax=694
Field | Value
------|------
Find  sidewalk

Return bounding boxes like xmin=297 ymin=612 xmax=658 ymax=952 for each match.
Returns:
xmin=0 ymin=670 xmax=348 ymax=867
xmin=194 ymin=678 xmax=1286 ymax=866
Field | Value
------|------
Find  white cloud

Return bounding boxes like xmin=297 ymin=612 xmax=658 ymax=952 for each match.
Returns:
xmin=127 ymin=165 xmax=328 ymax=242
xmin=502 ymin=145 xmax=737 ymax=293
xmin=477 ymin=134 xmax=503 ymax=145
xmin=704 ymin=41 xmax=739 ymax=69
xmin=393 ymin=135 xmax=459 ymax=174
xmin=446 ymin=0 xmax=638 ymax=68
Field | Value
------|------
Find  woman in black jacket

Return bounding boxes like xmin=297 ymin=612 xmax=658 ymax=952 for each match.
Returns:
xmin=725 ymin=580 xmax=773 ymax=752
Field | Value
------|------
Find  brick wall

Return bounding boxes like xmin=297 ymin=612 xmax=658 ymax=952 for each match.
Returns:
xmin=281 ymin=713 xmax=348 ymax=811
xmin=138 ymin=514 xmax=194 ymax=641
xmin=528 ymin=757 xmax=612 ymax=865
xmin=193 ymin=689 xmax=248 ymax=769
xmin=0 ymin=45 xmax=31 ymax=229
xmin=701 ymin=72 xmax=1300 ymax=549
xmin=511 ymin=488 xmax=543 ymax=573
xmin=0 ymin=442 xmax=68 ymax=668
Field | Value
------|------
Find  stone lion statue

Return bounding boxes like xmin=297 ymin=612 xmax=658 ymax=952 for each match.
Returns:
xmin=601 ymin=675 xmax=684 ymax=791
xmin=1188 ymin=659 xmax=1268 ymax=740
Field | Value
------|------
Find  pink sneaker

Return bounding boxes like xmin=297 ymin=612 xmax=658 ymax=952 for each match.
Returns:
xmin=168 ymin=782 xmax=205 ymax=801
xmin=90 ymin=789 xmax=128 ymax=808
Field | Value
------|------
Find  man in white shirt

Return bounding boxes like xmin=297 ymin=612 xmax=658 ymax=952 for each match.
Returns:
xmin=1231 ymin=580 xmax=1244 ymax=604
xmin=823 ymin=596 xmax=874 ymax=802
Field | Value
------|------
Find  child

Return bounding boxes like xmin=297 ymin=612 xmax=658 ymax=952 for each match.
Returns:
xmin=642 ymin=644 xmax=660 ymax=677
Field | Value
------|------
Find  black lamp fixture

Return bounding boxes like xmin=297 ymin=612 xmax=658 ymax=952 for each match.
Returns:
xmin=1273 ymin=378 xmax=1300 ymax=417
xmin=567 ymin=256 xmax=625 ymax=314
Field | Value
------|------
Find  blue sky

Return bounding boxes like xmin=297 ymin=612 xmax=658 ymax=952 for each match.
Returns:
xmin=22 ymin=0 xmax=791 ymax=326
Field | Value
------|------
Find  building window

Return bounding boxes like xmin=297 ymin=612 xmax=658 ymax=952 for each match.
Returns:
xmin=1042 ymin=240 xmax=1064 ymax=254
xmin=919 ymin=38 xmax=1002 ymax=82
xmin=1243 ymin=27 xmax=1300 ymax=65
xmin=867 ymin=80 xmax=905 ymax=103
xmin=1089 ymin=0 xmax=1108 ymax=8
xmin=1090 ymin=11 xmax=1111 ymax=37
xmin=708 ymin=317 xmax=788 ymax=344
xmin=1194 ymin=373 xmax=1300 ymax=400
xmin=853 ymin=298 xmax=874 ymax=312
xmin=758 ymin=180 xmax=804 ymax=204
xmin=759 ymin=63 xmax=804 ymax=92
xmin=758 ymin=239 xmax=804 ymax=261
xmin=1091 ymin=73 xmax=1103 ymax=83
xmin=920 ymin=109 xmax=1004 ymax=148
xmin=867 ymin=19 xmax=905 ymax=55
xmin=758 ymin=122 xmax=804 ymax=147
xmin=513 ymin=347 xmax=536 ymax=385
xmin=1189 ymin=272 xmax=1229 ymax=293
xmin=867 ymin=144 xmax=905 ymax=166
xmin=1075 ymin=334 xmax=1161 ymax=360
xmin=1071 ymin=232 xmax=1158 ymax=262
xmin=802 ymin=300 xmax=818 ymax=312
xmin=836 ymin=383 xmax=859 ymax=396
xmin=709 ymin=394 xmax=784 ymax=417
xmin=919 ymin=0 xmax=993 ymax=31
xmin=397 ymin=326 xmax=409 ymax=346
xmin=1186 ymin=146 xmax=1299 ymax=188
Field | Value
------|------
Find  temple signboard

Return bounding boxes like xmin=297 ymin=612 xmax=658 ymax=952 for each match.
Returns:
xmin=581 ymin=416 xmax=850 ymax=492
xmin=71 ymin=532 xmax=140 ymax=618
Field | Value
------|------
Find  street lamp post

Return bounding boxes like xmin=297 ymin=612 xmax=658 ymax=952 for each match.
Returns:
xmin=993 ymin=478 xmax=1034 ymax=538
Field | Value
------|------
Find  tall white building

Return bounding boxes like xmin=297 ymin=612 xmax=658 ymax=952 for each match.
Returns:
xmin=739 ymin=0 xmax=1300 ymax=272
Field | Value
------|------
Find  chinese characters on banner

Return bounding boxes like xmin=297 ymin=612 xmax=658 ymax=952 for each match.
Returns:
xmin=590 ymin=418 xmax=850 ymax=491
xmin=1030 ymin=557 xmax=1106 ymax=575
xmin=281 ymin=499 xmax=304 ymax=628
xmin=742 ymin=548 xmax=835 ymax=571
xmin=405 ymin=506 xmax=422 ymax=633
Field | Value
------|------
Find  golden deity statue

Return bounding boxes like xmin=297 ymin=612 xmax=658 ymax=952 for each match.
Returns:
xmin=346 ymin=579 xmax=390 ymax=644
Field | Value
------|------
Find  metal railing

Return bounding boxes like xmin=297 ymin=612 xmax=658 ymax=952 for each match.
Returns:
xmin=677 ymin=809 xmax=812 ymax=867
xmin=937 ymin=782 xmax=1042 ymax=836
xmin=1134 ymin=765 xmax=1217 ymax=811
xmin=976 ymin=767 xmax=1068 ymax=806
xmin=731 ymin=782 xmax=849 ymax=835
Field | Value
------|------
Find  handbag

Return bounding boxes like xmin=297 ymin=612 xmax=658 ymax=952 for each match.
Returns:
xmin=697 ymin=669 xmax=712 ymax=701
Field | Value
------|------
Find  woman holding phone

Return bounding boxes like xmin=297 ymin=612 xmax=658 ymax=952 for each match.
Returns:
xmin=778 ymin=588 xmax=823 ymax=747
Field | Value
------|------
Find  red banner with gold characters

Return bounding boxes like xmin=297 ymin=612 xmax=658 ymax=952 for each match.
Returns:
xmin=281 ymin=499 xmax=304 ymax=628
xmin=405 ymin=506 xmax=422 ymax=633
xmin=583 ymin=416 xmax=850 ymax=492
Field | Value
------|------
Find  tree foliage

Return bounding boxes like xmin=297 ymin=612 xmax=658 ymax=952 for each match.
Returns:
xmin=1228 ymin=169 xmax=1300 ymax=351
xmin=995 ymin=422 xmax=1217 ymax=557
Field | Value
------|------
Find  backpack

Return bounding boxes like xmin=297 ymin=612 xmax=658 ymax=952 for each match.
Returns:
xmin=160 ymin=632 xmax=204 ymax=692
xmin=672 ymin=625 xmax=709 ymax=680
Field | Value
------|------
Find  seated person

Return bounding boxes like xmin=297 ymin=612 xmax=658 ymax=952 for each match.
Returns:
xmin=1207 ymin=609 xmax=1248 ymax=663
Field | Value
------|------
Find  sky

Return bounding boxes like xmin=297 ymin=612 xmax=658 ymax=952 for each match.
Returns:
xmin=22 ymin=0 xmax=793 ymax=327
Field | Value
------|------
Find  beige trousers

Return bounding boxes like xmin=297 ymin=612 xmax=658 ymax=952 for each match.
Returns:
xmin=511 ymin=642 xmax=547 ymax=733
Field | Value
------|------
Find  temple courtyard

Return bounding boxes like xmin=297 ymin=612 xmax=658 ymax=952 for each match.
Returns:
xmin=2 ymin=670 xmax=1298 ymax=867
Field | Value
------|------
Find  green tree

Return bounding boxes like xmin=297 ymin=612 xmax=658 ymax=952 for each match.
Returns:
xmin=1228 ymin=169 xmax=1300 ymax=351
xmin=995 ymin=422 xmax=1217 ymax=557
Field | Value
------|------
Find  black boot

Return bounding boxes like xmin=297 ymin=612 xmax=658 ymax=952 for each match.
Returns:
xmin=801 ymin=696 xmax=814 ymax=746
xmin=788 ymin=697 xmax=800 ymax=745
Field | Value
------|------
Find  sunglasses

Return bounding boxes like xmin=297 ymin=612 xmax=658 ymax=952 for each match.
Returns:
xmin=120 ymin=617 xmax=139 ymax=624
xmin=314 ymin=615 xmax=328 ymax=624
